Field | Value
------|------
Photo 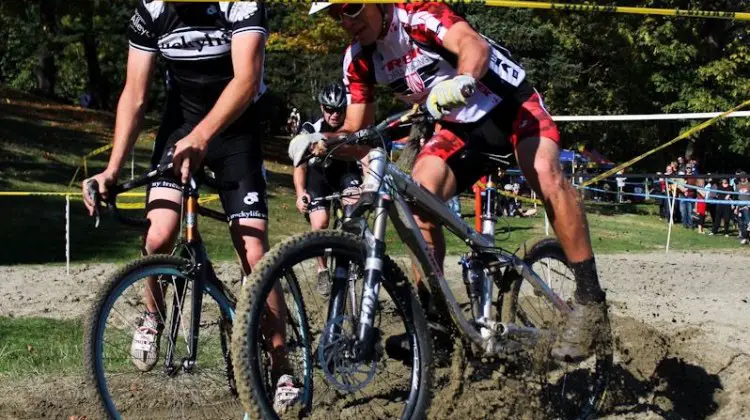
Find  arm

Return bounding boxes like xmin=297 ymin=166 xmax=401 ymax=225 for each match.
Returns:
xmin=191 ymin=32 xmax=265 ymax=144
xmin=293 ymin=163 xmax=311 ymax=213
xmin=293 ymin=164 xmax=308 ymax=197
xmin=325 ymin=102 xmax=376 ymax=161
xmin=441 ymin=21 xmax=490 ymax=79
xmin=105 ymin=48 xmax=157 ymax=178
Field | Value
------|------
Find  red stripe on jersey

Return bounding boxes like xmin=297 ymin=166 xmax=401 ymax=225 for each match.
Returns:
xmin=399 ymin=3 xmax=466 ymax=46
xmin=343 ymin=44 xmax=375 ymax=104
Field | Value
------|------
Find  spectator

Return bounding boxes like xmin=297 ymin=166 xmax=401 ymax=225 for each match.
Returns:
xmin=711 ymin=179 xmax=733 ymax=236
xmin=286 ymin=107 xmax=301 ymax=135
xmin=705 ymin=174 xmax=717 ymax=226
xmin=677 ymin=156 xmax=686 ymax=172
xmin=736 ymin=172 xmax=749 ymax=245
xmin=615 ymin=170 xmax=627 ymax=203
xmin=676 ymin=171 xmax=693 ymax=229
xmin=695 ymin=179 xmax=707 ymax=234
xmin=688 ymin=158 xmax=700 ymax=175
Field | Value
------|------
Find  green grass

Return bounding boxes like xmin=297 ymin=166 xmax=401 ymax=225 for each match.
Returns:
xmin=0 ymin=317 xmax=83 ymax=378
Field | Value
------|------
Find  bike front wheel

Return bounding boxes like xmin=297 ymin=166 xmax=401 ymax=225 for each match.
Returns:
xmin=232 ymin=230 xmax=433 ymax=420
xmin=84 ymin=255 xmax=240 ymax=419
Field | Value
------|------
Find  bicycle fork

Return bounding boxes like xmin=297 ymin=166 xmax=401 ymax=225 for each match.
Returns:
xmin=164 ymin=193 xmax=206 ymax=374
xmin=346 ymin=193 xmax=387 ymax=361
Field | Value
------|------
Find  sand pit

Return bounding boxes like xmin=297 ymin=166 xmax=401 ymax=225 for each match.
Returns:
xmin=0 ymin=250 xmax=747 ymax=419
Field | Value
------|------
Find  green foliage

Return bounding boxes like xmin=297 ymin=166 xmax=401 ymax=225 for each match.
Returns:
xmin=0 ymin=1 xmax=747 ymax=169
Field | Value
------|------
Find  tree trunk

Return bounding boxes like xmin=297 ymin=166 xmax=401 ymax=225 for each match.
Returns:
xmin=81 ymin=1 xmax=108 ymax=109
xmin=35 ymin=0 xmax=57 ymax=97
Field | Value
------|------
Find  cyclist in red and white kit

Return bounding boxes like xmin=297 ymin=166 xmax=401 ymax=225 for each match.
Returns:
xmin=293 ymin=2 xmax=608 ymax=361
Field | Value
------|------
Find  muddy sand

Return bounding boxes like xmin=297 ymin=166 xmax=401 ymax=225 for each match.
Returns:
xmin=0 ymin=250 xmax=748 ymax=419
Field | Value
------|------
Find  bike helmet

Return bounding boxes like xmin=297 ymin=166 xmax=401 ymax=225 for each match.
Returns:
xmin=318 ymin=81 xmax=347 ymax=109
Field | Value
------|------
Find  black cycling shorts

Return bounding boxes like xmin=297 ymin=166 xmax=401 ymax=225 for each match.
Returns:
xmin=149 ymin=122 xmax=268 ymax=221
xmin=306 ymin=160 xmax=361 ymax=213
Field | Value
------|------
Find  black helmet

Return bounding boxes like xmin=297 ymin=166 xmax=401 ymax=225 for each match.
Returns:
xmin=318 ymin=81 xmax=347 ymax=109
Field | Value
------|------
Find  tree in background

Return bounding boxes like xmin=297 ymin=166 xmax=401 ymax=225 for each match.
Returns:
xmin=0 ymin=1 xmax=747 ymax=169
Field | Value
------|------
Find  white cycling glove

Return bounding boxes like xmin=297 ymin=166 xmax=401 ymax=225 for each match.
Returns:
xmin=288 ymin=132 xmax=326 ymax=167
xmin=425 ymin=75 xmax=476 ymax=119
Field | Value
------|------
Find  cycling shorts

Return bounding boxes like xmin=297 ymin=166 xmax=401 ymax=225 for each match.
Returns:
xmin=149 ymin=122 xmax=268 ymax=221
xmin=417 ymin=91 xmax=560 ymax=194
xmin=306 ymin=160 xmax=362 ymax=213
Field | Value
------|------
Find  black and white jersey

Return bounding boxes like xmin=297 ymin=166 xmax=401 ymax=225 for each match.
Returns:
xmin=298 ymin=117 xmax=335 ymax=135
xmin=128 ymin=1 xmax=267 ymax=124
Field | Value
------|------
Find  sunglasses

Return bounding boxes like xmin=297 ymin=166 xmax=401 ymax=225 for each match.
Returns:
xmin=328 ymin=3 xmax=365 ymax=20
xmin=323 ymin=105 xmax=345 ymax=114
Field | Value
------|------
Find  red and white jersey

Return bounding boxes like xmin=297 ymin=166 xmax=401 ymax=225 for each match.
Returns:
xmin=343 ymin=3 xmax=533 ymax=123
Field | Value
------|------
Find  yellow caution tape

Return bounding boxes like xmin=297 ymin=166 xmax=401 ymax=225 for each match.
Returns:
xmin=323 ymin=0 xmax=750 ymax=21
xmin=498 ymin=189 xmax=542 ymax=205
xmin=0 ymin=191 xmax=220 ymax=200
xmin=581 ymin=99 xmax=750 ymax=187
xmin=83 ymin=143 xmax=114 ymax=159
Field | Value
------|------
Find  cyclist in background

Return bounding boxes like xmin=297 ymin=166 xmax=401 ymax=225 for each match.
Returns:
xmin=294 ymin=81 xmax=362 ymax=295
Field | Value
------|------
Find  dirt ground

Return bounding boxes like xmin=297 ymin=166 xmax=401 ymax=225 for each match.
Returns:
xmin=0 ymin=250 xmax=748 ymax=419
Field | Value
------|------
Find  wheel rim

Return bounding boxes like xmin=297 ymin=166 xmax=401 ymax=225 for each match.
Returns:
xmin=247 ymin=244 xmax=424 ymax=419
xmin=92 ymin=264 xmax=239 ymax=419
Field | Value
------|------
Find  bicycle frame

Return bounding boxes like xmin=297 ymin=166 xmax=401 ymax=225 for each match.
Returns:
xmin=352 ymin=148 xmax=571 ymax=356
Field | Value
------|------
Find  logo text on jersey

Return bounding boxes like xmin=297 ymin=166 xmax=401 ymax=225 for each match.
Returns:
xmin=159 ymin=31 xmax=231 ymax=53
xmin=385 ymin=48 xmax=420 ymax=72
xmin=130 ymin=11 xmax=154 ymax=38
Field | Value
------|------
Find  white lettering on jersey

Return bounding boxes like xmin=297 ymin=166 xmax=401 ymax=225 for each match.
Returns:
xmin=488 ymin=48 xmax=525 ymax=88
xmin=158 ymin=29 xmax=232 ymax=60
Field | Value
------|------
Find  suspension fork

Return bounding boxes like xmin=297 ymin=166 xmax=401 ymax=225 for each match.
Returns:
xmin=479 ymin=175 xmax=497 ymax=339
xmin=354 ymin=194 xmax=390 ymax=361
xmin=323 ymin=259 xmax=350 ymax=346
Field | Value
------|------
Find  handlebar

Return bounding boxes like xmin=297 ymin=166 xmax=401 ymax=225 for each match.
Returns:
xmin=85 ymin=163 xmax=176 ymax=229
xmin=85 ymin=161 xmax=235 ymax=228
xmin=298 ymin=103 xmax=433 ymax=167
xmin=300 ymin=83 xmax=475 ymax=166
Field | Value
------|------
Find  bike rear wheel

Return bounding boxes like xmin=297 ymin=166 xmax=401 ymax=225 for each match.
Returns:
xmin=233 ymin=230 xmax=433 ymax=419
xmin=499 ymin=237 xmax=612 ymax=420
xmin=84 ymin=255 xmax=240 ymax=419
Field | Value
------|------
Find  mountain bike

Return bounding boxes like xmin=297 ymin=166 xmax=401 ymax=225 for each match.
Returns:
xmin=82 ymin=165 xmax=307 ymax=419
xmin=232 ymin=105 xmax=613 ymax=419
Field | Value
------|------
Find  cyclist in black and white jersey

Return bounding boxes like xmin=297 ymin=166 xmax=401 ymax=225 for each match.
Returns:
xmin=81 ymin=1 xmax=300 ymax=411
xmin=293 ymin=81 xmax=362 ymax=295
